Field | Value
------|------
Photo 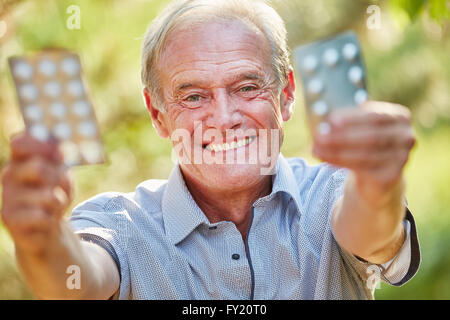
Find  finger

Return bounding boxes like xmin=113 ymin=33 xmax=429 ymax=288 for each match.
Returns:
xmin=2 ymin=160 xmax=72 ymax=203
xmin=7 ymin=156 xmax=62 ymax=187
xmin=58 ymin=168 xmax=73 ymax=201
xmin=1 ymin=206 xmax=52 ymax=235
xmin=3 ymin=185 xmax=69 ymax=218
xmin=327 ymin=101 xmax=412 ymax=128
xmin=314 ymin=145 xmax=410 ymax=171
xmin=315 ymin=123 xmax=416 ymax=152
xmin=10 ymin=131 xmax=63 ymax=164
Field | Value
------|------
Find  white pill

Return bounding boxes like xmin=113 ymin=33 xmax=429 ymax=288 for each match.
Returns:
xmin=53 ymin=122 xmax=72 ymax=140
xmin=354 ymin=89 xmax=368 ymax=105
xmin=342 ymin=42 xmax=359 ymax=61
xmin=50 ymin=102 xmax=67 ymax=119
xmin=307 ymin=78 xmax=324 ymax=97
xmin=67 ymin=80 xmax=84 ymax=97
xmin=312 ymin=101 xmax=329 ymax=116
xmin=78 ymin=121 xmax=97 ymax=137
xmin=72 ymin=100 xmax=91 ymax=117
xmin=317 ymin=122 xmax=331 ymax=136
xmin=348 ymin=66 xmax=363 ymax=86
xmin=61 ymin=57 xmax=80 ymax=76
xmin=302 ymin=55 xmax=318 ymax=74
xmin=44 ymin=81 xmax=62 ymax=98
xmin=38 ymin=59 xmax=56 ymax=77
xmin=60 ymin=141 xmax=81 ymax=166
xmin=13 ymin=62 xmax=33 ymax=80
xmin=24 ymin=104 xmax=43 ymax=122
xmin=323 ymin=48 xmax=339 ymax=67
xmin=79 ymin=140 xmax=103 ymax=164
xmin=19 ymin=84 xmax=38 ymax=101
xmin=29 ymin=124 xmax=49 ymax=142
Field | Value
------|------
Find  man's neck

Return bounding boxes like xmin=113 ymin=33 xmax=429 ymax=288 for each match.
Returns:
xmin=180 ymin=169 xmax=273 ymax=242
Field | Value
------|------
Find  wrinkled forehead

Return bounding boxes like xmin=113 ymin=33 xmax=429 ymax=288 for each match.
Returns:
xmin=162 ymin=9 xmax=271 ymax=54
xmin=158 ymin=19 xmax=273 ymax=83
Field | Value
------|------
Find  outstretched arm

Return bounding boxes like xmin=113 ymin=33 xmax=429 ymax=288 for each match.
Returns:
xmin=1 ymin=133 xmax=119 ymax=299
xmin=313 ymin=101 xmax=415 ymax=264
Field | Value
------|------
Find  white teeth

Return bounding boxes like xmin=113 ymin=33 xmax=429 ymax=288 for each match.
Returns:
xmin=206 ymin=136 xmax=255 ymax=152
xmin=211 ymin=144 xmax=221 ymax=152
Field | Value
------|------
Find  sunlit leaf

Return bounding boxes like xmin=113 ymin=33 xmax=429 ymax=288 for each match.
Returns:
xmin=390 ymin=0 xmax=427 ymax=21
xmin=428 ymin=0 xmax=450 ymax=22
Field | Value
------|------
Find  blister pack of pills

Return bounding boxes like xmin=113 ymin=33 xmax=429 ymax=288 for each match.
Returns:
xmin=8 ymin=50 xmax=105 ymax=166
xmin=293 ymin=31 xmax=369 ymax=135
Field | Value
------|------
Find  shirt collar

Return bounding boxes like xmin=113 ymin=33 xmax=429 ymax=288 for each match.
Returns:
xmin=161 ymin=154 xmax=302 ymax=245
xmin=161 ymin=165 xmax=210 ymax=245
xmin=260 ymin=154 xmax=302 ymax=215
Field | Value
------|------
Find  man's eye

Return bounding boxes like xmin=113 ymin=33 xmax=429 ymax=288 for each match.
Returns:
xmin=186 ymin=95 xmax=201 ymax=102
xmin=240 ymin=86 xmax=256 ymax=93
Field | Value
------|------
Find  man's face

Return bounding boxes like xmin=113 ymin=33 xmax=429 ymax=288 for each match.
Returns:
xmin=148 ymin=19 xmax=294 ymax=190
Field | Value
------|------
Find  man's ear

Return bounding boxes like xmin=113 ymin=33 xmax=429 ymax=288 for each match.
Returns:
xmin=143 ymin=87 xmax=170 ymax=139
xmin=280 ymin=67 xmax=296 ymax=122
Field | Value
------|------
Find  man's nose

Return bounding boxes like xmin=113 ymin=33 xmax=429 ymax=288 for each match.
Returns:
xmin=205 ymin=89 xmax=241 ymax=131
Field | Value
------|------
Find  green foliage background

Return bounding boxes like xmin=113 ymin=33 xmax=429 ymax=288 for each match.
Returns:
xmin=0 ymin=0 xmax=449 ymax=299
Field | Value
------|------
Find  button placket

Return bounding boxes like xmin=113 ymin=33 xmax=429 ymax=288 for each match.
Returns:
xmin=221 ymin=222 xmax=252 ymax=295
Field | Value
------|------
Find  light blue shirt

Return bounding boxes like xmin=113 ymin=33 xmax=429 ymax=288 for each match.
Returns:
xmin=70 ymin=154 xmax=420 ymax=299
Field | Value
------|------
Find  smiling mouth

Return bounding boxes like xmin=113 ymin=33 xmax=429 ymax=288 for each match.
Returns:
xmin=204 ymin=136 xmax=257 ymax=152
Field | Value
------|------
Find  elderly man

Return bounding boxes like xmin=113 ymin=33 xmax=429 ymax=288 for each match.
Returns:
xmin=1 ymin=0 xmax=419 ymax=299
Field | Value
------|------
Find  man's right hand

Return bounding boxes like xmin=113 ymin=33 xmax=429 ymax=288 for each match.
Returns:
xmin=1 ymin=132 xmax=73 ymax=254
xmin=1 ymin=132 xmax=119 ymax=299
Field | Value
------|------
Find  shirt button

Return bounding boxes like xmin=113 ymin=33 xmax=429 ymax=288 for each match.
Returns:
xmin=232 ymin=253 xmax=240 ymax=260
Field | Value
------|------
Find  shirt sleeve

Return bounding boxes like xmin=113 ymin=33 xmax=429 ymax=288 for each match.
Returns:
xmin=379 ymin=219 xmax=411 ymax=284
xmin=69 ymin=197 xmax=131 ymax=300
xmin=329 ymin=168 xmax=421 ymax=289
xmin=335 ymin=207 xmax=421 ymax=288
xmin=383 ymin=208 xmax=421 ymax=286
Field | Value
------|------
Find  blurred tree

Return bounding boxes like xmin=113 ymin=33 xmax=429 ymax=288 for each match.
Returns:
xmin=0 ymin=0 xmax=449 ymax=300
xmin=390 ymin=0 xmax=450 ymax=24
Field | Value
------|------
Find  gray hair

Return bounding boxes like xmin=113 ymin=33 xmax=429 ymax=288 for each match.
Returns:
xmin=141 ymin=0 xmax=290 ymax=112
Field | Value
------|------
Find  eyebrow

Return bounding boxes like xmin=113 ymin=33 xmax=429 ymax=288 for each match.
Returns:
xmin=175 ymin=72 xmax=266 ymax=92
